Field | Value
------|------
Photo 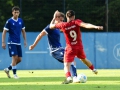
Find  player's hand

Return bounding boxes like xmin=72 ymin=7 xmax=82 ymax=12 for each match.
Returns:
xmin=2 ymin=42 xmax=6 ymax=49
xmin=24 ymin=41 xmax=27 ymax=47
xmin=53 ymin=10 xmax=59 ymax=19
xmin=96 ymin=26 xmax=103 ymax=30
xmin=29 ymin=45 xmax=35 ymax=50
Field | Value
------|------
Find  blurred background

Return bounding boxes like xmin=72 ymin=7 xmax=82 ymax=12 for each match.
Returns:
xmin=0 ymin=0 xmax=120 ymax=32
xmin=0 ymin=0 xmax=120 ymax=70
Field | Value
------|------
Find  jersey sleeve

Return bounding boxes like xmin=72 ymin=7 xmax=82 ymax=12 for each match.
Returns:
xmin=21 ymin=19 xmax=25 ymax=29
xmin=43 ymin=25 xmax=51 ymax=34
xmin=55 ymin=23 xmax=63 ymax=30
xmin=75 ymin=19 xmax=83 ymax=26
xmin=3 ymin=20 xmax=9 ymax=31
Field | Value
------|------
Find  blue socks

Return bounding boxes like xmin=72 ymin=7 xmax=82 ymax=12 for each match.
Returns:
xmin=70 ymin=64 xmax=77 ymax=77
xmin=12 ymin=66 xmax=17 ymax=74
xmin=8 ymin=64 xmax=12 ymax=70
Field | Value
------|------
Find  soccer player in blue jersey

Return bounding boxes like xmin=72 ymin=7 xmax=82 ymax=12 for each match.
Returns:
xmin=29 ymin=12 xmax=79 ymax=83
xmin=2 ymin=6 xmax=27 ymax=79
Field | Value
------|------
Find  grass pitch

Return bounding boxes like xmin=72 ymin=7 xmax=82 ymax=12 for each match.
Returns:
xmin=0 ymin=69 xmax=120 ymax=90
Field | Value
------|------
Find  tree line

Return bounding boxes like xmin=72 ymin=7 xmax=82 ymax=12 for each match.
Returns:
xmin=0 ymin=0 xmax=120 ymax=32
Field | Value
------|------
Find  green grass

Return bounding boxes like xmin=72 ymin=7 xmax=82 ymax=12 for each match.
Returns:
xmin=0 ymin=69 xmax=120 ymax=90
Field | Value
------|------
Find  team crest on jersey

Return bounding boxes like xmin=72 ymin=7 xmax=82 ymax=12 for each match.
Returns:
xmin=19 ymin=22 xmax=21 ymax=25
xmin=11 ymin=51 xmax=14 ymax=55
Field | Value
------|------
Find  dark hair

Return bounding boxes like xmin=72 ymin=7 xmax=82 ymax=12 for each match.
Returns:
xmin=66 ymin=10 xmax=75 ymax=18
xmin=12 ymin=6 xmax=20 ymax=12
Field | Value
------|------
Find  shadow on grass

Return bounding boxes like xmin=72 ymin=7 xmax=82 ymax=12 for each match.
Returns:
xmin=0 ymin=77 xmax=120 ymax=82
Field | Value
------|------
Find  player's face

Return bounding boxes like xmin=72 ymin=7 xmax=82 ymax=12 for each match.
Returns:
xmin=59 ymin=17 xmax=64 ymax=22
xmin=12 ymin=10 xmax=20 ymax=19
xmin=58 ymin=17 xmax=64 ymax=23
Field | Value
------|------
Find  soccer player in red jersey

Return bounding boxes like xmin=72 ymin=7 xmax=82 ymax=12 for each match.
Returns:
xmin=50 ymin=10 xmax=103 ymax=84
xmin=29 ymin=12 xmax=78 ymax=82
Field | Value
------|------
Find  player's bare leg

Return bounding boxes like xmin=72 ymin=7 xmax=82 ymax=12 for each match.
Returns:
xmin=62 ymin=62 xmax=73 ymax=84
xmin=81 ymin=58 xmax=98 ymax=74
xmin=12 ymin=55 xmax=19 ymax=79
xmin=17 ymin=57 xmax=21 ymax=64
xmin=4 ymin=57 xmax=21 ymax=78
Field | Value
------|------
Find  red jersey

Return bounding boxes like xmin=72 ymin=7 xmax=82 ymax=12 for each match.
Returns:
xmin=55 ymin=19 xmax=83 ymax=48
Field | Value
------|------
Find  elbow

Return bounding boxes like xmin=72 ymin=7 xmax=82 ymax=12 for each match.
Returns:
xmin=49 ymin=26 xmax=53 ymax=29
xmin=50 ymin=24 xmax=55 ymax=29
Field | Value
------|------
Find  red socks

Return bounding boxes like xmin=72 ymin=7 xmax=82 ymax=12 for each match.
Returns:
xmin=89 ymin=65 xmax=94 ymax=70
xmin=65 ymin=72 xmax=71 ymax=78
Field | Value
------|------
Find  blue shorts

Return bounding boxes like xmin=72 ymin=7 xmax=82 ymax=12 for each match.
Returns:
xmin=8 ymin=44 xmax=22 ymax=57
xmin=51 ymin=48 xmax=64 ymax=63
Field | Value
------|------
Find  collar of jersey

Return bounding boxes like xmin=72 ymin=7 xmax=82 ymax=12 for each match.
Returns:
xmin=12 ymin=17 xmax=18 ymax=22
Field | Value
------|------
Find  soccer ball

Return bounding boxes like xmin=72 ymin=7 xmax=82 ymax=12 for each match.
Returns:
xmin=77 ymin=73 xmax=87 ymax=83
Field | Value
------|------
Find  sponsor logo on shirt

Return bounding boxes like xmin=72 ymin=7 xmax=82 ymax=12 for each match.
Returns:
xmin=65 ymin=25 xmax=76 ymax=30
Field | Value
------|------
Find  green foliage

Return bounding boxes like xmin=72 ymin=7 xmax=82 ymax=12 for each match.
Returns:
xmin=0 ymin=0 xmax=120 ymax=32
xmin=108 ymin=0 xmax=120 ymax=32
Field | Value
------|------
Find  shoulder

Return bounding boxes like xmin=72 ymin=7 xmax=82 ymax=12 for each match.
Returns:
xmin=74 ymin=19 xmax=83 ymax=26
xmin=45 ymin=24 xmax=50 ymax=29
xmin=18 ymin=18 xmax=22 ymax=20
xmin=44 ymin=24 xmax=51 ymax=31
xmin=5 ymin=18 xmax=12 ymax=24
xmin=19 ymin=18 xmax=23 ymax=20
xmin=75 ymin=19 xmax=82 ymax=22
xmin=18 ymin=18 xmax=24 ymax=22
xmin=58 ymin=22 xmax=65 ymax=25
xmin=56 ymin=22 xmax=66 ymax=27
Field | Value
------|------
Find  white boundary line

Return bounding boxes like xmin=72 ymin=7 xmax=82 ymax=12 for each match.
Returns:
xmin=25 ymin=51 xmax=48 ymax=54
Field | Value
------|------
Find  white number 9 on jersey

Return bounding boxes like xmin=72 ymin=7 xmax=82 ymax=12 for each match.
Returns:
xmin=70 ymin=30 xmax=77 ymax=41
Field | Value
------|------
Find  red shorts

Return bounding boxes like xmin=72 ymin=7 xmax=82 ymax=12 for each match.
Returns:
xmin=64 ymin=46 xmax=86 ymax=62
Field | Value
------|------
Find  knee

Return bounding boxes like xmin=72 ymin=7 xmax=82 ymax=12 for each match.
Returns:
xmin=17 ymin=57 xmax=22 ymax=63
xmin=58 ymin=60 xmax=64 ymax=63
xmin=18 ymin=58 xmax=22 ymax=62
xmin=18 ymin=59 xmax=22 ymax=62
xmin=64 ymin=62 xmax=71 ymax=67
xmin=81 ymin=58 xmax=87 ymax=63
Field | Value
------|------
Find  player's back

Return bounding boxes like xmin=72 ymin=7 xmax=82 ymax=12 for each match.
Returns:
xmin=57 ymin=19 xmax=83 ymax=48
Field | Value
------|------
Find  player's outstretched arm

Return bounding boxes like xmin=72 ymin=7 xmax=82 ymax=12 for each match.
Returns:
xmin=50 ymin=10 xmax=60 ymax=29
xmin=29 ymin=30 xmax=46 ymax=50
xmin=50 ymin=10 xmax=59 ymax=24
xmin=80 ymin=22 xmax=103 ymax=30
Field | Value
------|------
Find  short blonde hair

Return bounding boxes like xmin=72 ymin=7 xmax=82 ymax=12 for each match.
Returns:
xmin=60 ymin=12 xmax=65 ymax=18
xmin=57 ymin=12 xmax=65 ymax=18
